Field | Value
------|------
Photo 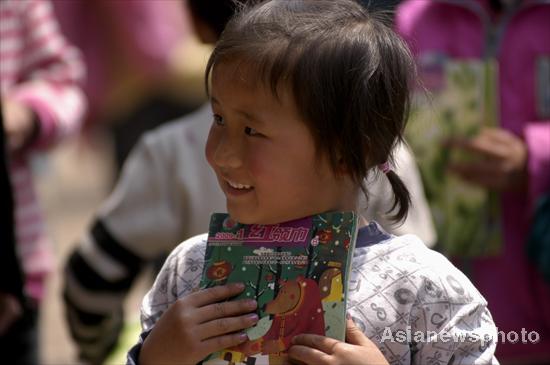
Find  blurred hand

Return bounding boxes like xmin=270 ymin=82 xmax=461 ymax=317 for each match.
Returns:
xmin=1 ymin=98 xmax=37 ymax=153
xmin=140 ymin=283 xmax=259 ymax=365
xmin=0 ymin=292 xmax=23 ymax=335
xmin=447 ymin=127 xmax=528 ymax=191
xmin=287 ymin=318 xmax=389 ymax=365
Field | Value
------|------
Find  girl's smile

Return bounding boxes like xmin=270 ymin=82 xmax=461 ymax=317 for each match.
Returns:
xmin=223 ymin=177 xmax=254 ymax=196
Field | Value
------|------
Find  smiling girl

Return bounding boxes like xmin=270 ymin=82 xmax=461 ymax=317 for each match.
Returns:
xmin=128 ymin=1 xmax=499 ymax=364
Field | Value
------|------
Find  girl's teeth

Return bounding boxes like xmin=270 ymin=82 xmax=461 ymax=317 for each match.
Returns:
xmin=228 ymin=181 xmax=251 ymax=189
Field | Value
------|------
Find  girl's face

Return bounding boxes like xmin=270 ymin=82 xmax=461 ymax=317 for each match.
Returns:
xmin=205 ymin=60 xmax=358 ymax=225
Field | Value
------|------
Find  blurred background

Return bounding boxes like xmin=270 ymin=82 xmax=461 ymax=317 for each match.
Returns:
xmin=48 ymin=1 xmax=199 ymax=363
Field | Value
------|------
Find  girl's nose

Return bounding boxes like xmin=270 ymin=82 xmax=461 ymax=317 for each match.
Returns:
xmin=213 ymin=134 xmax=244 ymax=169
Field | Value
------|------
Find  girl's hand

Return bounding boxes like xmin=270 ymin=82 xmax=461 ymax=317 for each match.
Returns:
xmin=288 ymin=318 xmax=389 ymax=365
xmin=139 ymin=282 xmax=259 ymax=365
xmin=447 ymin=127 xmax=528 ymax=191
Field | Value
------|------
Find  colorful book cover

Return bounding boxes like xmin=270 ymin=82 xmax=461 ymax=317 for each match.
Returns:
xmin=200 ymin=212 xmax=359 ymax=365
xmin=406 ymin=56 xmax=502 ymax=257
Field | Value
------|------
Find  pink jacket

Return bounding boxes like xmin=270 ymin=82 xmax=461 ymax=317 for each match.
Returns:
xmin=1 ymin=0 xmax=86 ymax=301
xmin=396 ymin=0 xmax=550 ymax=362
xmin=51 ymin=0 xmax=189 ymax=121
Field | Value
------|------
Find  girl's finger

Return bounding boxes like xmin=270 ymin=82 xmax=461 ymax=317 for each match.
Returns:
xmin=481 ymin=127 xmax=518 ymax=144
xmin=198 ymin=312 xmax=259 ymax=339
xmin=201 ymin=331 xmax=250 ymax=355
xmin=189 ymin=282 xmax=245 ymax=307
xmin=447 ymin=136 xmax=508 ymax=161
xmin=291 ymin=334 xmax=341 ymax=354
xmin=288 ymin=344 xmax=333 ymax=365
xmin=197 ymin=298 xmax=257 ymax=323
xmin=345 ymin=317 xmax=369 ymax=346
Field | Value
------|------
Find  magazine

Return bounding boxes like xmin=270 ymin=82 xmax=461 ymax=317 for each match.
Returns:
xmin=200 ymin=212 xmax=359 ymax=365
xmin=406 ymin=56 xmax=501 ymax=257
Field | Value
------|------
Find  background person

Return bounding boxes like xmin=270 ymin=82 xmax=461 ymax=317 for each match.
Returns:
xmin=396 ymin=0 xmax=550 ymax=363
xmin=0 ymin=0 xmax=86 ymax=363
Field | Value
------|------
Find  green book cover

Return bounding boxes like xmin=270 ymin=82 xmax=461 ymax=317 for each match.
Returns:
xmin=406 ymin=57 xmax=502 ymax=257
xmin=201 ymin=212 xmax=359 ymax=365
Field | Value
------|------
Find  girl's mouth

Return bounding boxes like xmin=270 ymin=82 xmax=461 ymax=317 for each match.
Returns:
xmin=224 ymin=179 xmax=254 ymax=196
xmin=227 ymin=179 xmax=252 ymax=189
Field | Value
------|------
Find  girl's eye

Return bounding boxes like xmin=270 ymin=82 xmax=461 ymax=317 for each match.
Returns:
xmin=244 ymin=126 xmax=260 ymax=136
xmin=213 ymin=114 xmax=224 ymax=126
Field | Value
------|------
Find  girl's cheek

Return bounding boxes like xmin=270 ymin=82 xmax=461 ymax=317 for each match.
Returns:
xmin=246 ymin=145 xmax=272 ymax=179
xmin=205 ymin=127 xmax=220 ymax=169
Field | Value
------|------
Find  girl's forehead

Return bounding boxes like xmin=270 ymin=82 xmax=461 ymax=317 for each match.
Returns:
xmin=212 ymin=59 xmax=264 ymax=89
xmin=211 ymin=59 xmax=293 ymax=107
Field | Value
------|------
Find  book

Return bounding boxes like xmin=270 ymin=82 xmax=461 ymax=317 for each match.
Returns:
xmin=200 ymin=212 xmax=359 ymax=365
xmin=405 ymin=56 xmax=502 ymax=257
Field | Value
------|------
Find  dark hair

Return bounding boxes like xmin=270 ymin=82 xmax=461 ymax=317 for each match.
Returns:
xmin=206 ymin=0 xmax=414 ymax=222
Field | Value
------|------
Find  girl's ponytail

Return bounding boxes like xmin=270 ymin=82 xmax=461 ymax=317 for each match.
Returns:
xmin=384 ymin=169 xmax=411 ymax=223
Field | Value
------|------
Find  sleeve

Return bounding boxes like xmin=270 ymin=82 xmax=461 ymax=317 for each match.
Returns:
xmin=139 ymin=236 xmax=207 ymax=331
xmin=98 ymin=130 xmax=186 ymax=258
xmin=410 ymin=302 xmax=499 ymax=364
xmin=139 ymin=250 xmax=181 ymax=332
xmin=128 ymin=236 xmax=207 ymax=362
xmin=5 ymin=0 xmax=86 ymax=149
xmin=62 ymin=219 xmax=141 ymax=364
xmin=62 ymin=133 xmax=183 ymax=364
xmin=409 ymin=271 xmax=499 ymax=365
xmin=123 ymin=252 xmax=179 ymax=364
xmin=126 ymin=329 xmax=152 ymax=365
xmin=524 ymin=121 xmax=550 ymax=208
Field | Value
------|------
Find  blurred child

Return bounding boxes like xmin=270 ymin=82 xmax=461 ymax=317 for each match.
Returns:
xmin=128 ymin=1 xmax=498 ymax=364
xmin=396 ymin=1 xmax=550 ymax=363
xmin=0 ymin=0 xmax=86 ymax=363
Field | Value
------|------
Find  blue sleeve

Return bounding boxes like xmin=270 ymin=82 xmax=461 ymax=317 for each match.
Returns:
xmin=126 ymin=329 xmax=151 ymax=365
xmin=126 ymin=329 xmax=206 ymax=365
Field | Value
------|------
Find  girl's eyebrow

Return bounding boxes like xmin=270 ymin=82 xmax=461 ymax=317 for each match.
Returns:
xmin=211 ymin=96 xmax=265 ymax=125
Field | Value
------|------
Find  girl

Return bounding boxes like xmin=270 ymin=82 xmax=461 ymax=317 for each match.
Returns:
xmin=128 ymin=1 xmax=499 ymax=364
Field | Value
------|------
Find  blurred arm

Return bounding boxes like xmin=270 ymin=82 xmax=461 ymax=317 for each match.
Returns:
xmin=63 ymin=131 xmax=184 ymax=364
xmin=3 ymin=0 xmax=86 ymax=149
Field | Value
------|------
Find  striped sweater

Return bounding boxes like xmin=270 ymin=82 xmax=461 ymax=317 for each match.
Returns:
xmin=1 ymin=0 xmax=86 ymax=301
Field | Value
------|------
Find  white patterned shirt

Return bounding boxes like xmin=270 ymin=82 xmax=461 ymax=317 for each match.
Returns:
xmin=130 ymin=223 xmax=499 ymax=365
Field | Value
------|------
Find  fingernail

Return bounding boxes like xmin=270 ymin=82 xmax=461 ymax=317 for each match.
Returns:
xmin=232 ymin=282 xmax=245 ymax=290
xmin=246 ymin=299 xmax=257 ymax=308
xmin=246 ymin=313 xmax=259 ymax=322
xmin=238 ymin=332 xmax=248 ymax=342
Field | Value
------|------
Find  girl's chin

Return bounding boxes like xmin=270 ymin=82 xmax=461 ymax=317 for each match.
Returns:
xmin=225 ymin=207 xmax=263 ymax=224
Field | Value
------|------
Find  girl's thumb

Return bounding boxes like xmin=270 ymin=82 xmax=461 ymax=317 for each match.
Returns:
xmin=345 ymin=317 xmax=369 ymax=346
